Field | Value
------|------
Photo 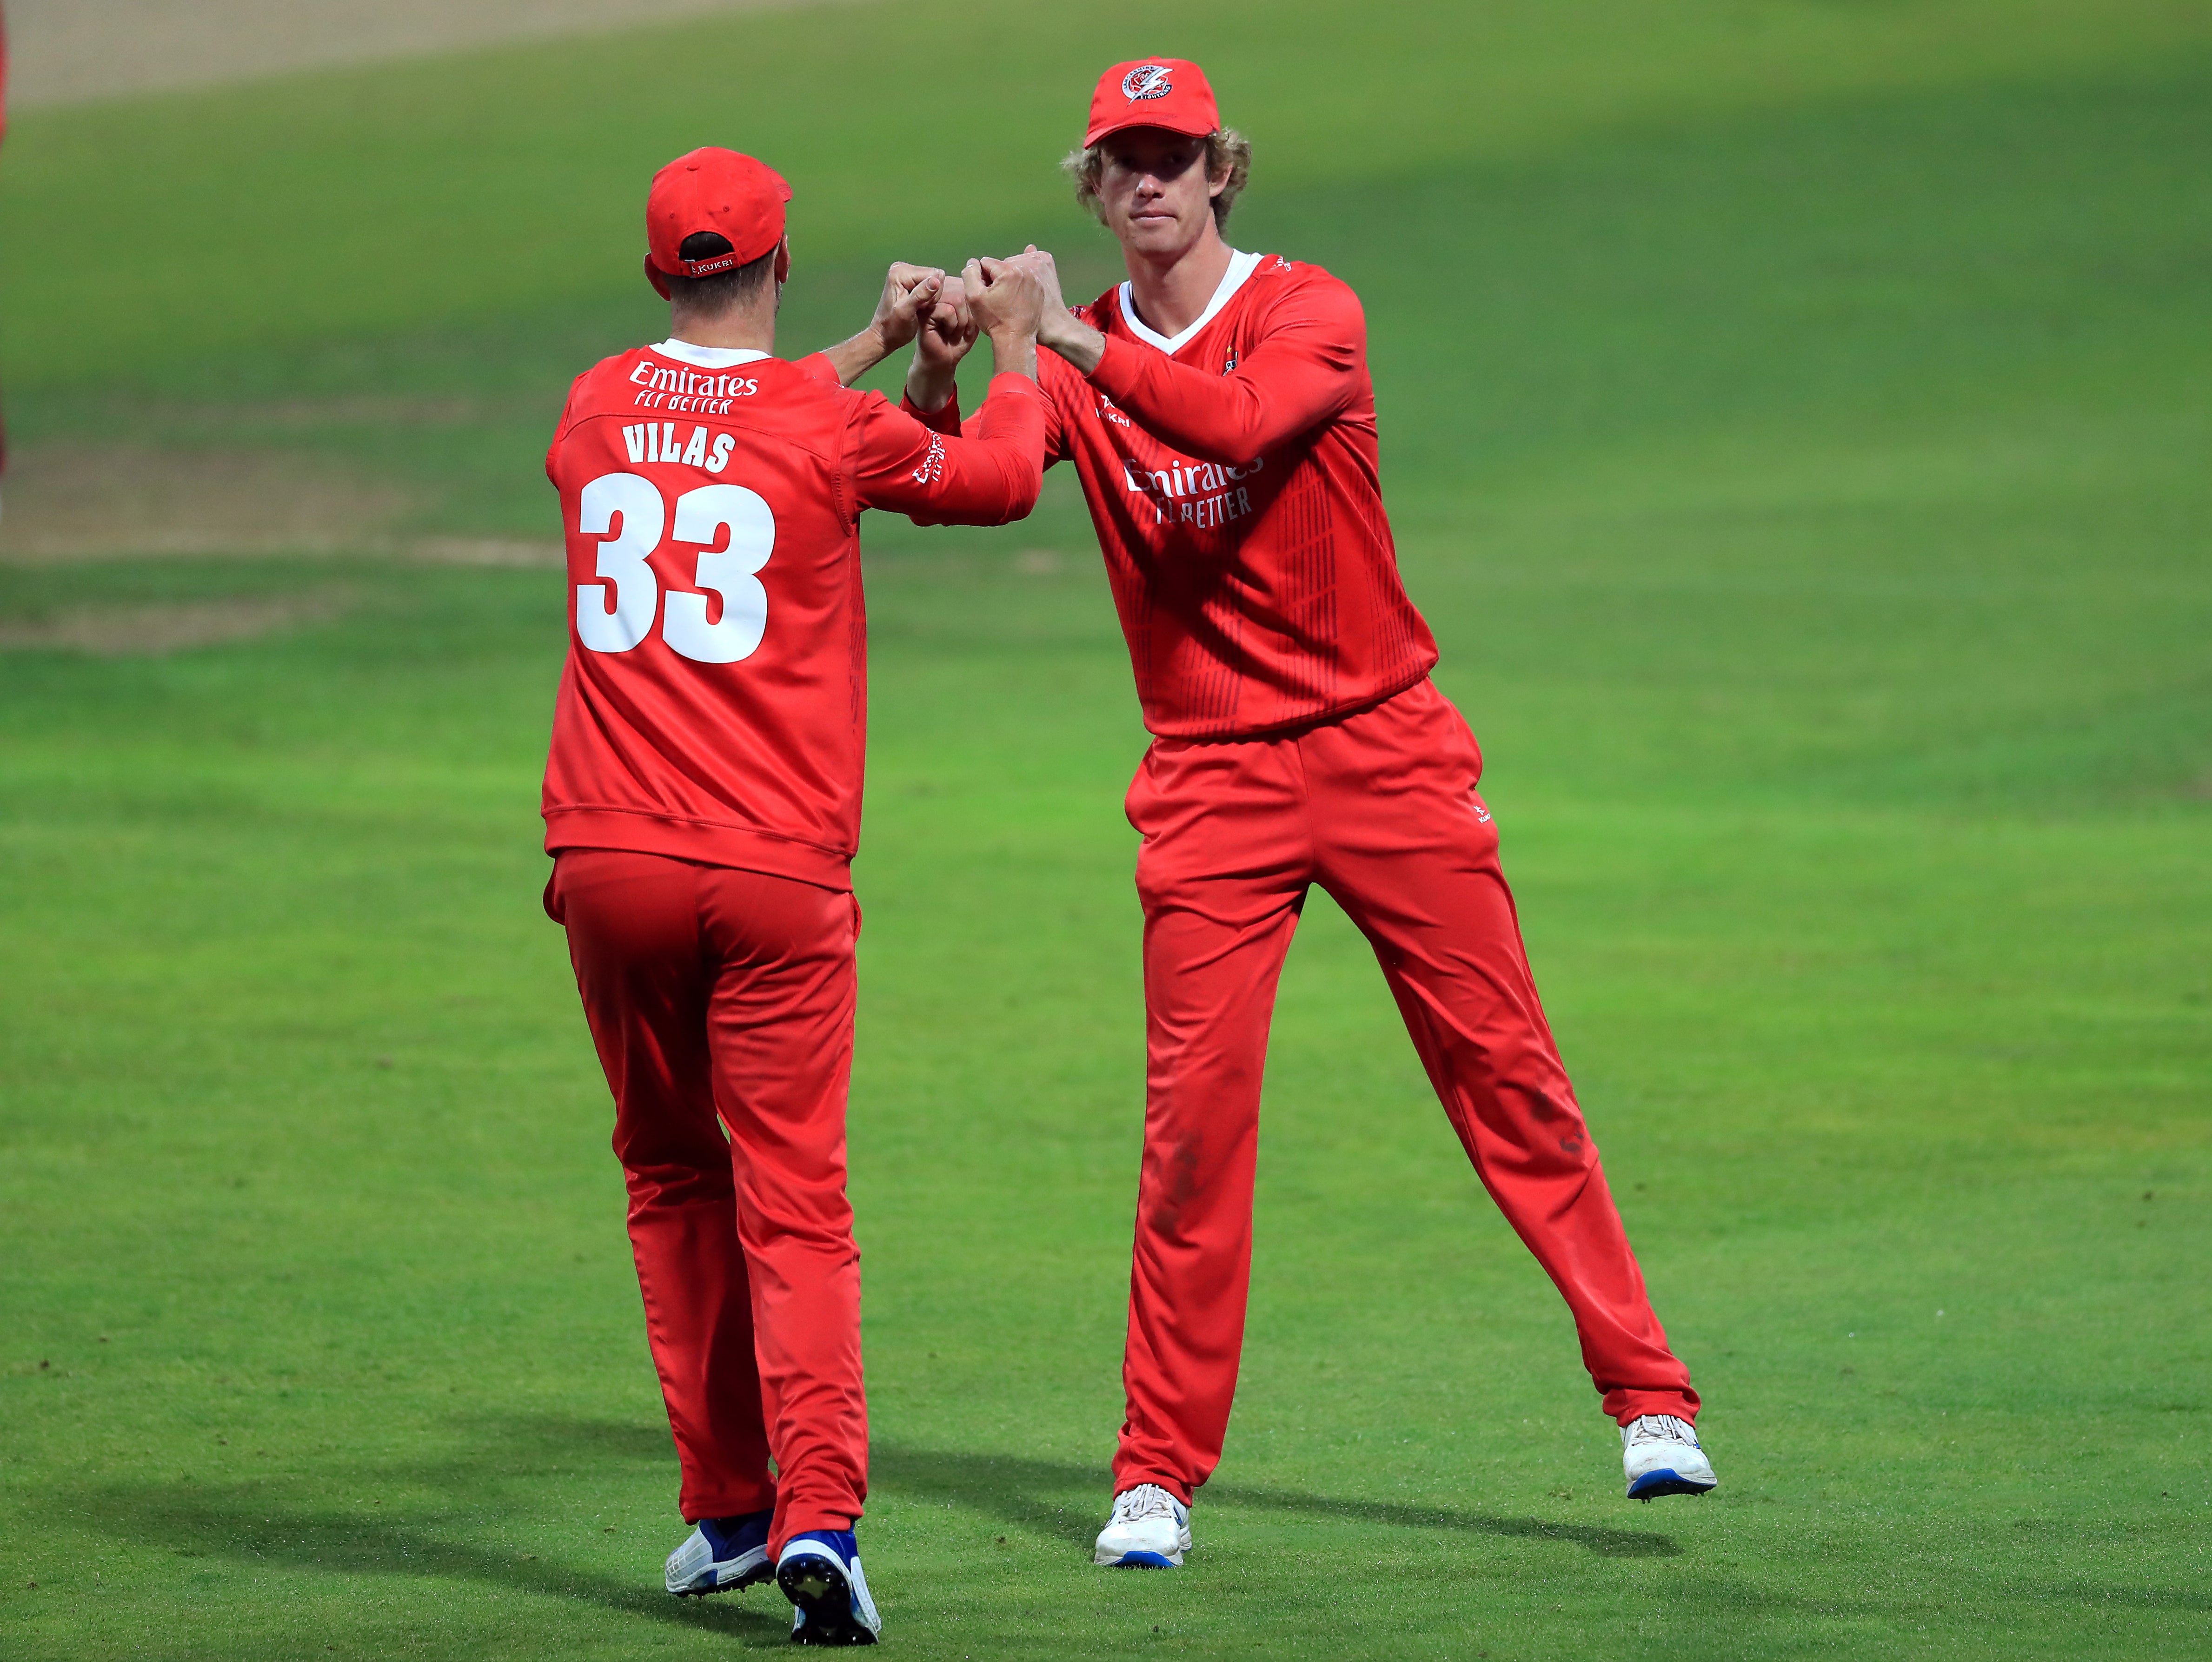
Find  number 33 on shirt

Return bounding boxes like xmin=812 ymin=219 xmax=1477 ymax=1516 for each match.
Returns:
xmin=574 ymin=470 xmax=776 ymax=664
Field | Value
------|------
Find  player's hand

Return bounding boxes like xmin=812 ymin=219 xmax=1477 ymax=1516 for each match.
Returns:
xmin=1012 ymin=245 xmax=1072 ymax=319
xmin=904 ymin=275 xmax=974 ymax=413
xmin=916 ymin=275 xmax=977 ymax=372
xmin=963 ymin=257 xmax=1044 ymax=341
xmin=868 ymin=261 xmax=946 ymax=354
xmin=822 ymin=263 xmax=946 ymax=389
xmin=1013 ymin=244 xmax=1104 ymax=373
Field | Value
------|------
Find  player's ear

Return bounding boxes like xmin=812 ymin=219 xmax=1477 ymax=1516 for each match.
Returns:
xmin=773 ymin=237 xmax=792 ymax=287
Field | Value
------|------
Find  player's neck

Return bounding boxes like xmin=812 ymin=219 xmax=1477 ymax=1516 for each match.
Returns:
xmin=1122 ymin=226 xmax=1235 ymax=340
xmin=668 ymin=298 xmax=777 ymax=353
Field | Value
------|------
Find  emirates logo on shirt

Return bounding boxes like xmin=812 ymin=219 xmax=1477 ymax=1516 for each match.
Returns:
xmin=1122 ymin=452 xmax=1265 ymax=530
xmin=1122 ymin=64 xmax=1173 ymax=102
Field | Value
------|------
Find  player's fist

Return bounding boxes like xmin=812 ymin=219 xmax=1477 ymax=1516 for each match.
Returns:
xmin=1011 ymin=245 xmax=1072 ymax=318
xmin=963 ymin=256 xmax=1044 ymax=340
xmin=1009 ymin=243 xmax=1105 ymax=372
xmin=869 ymin=261 xmax=945 ymax=353
xmin=917 ymin=275 xmax=977 ymax=372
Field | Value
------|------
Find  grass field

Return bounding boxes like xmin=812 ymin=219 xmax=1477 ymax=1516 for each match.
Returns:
xmin=3 ymin=1 xmax=2210 ymax=1656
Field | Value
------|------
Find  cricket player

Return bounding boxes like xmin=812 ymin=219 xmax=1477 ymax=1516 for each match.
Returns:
xmin=903 ymin=60 xmax=1717 ymax=1567
xmin=540 ymin=146 xmax=1046 ymax=1641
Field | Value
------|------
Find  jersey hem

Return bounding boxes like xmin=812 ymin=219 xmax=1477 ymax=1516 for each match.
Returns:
xmin=544 ymin=807 xmax=853 ymax=892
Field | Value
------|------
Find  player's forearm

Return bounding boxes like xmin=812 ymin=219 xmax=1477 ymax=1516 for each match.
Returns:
xmin=900 ymin=384 xmax=966 ymax=437
xmin=1037 ymin=308 xmax=1105 ymax=374
xmin=984 ymin=326 xmax=1038 ymax=385
xmin=820 ymin=326 xmax=891 ymax=388
xmin=894 ymin=379 xmax=1045 ymax=526
xmin=1086 ymin=336 xmax=1340 ymax=464
xmin=904 ymin=356 xmax=959 ymax=414
xmin=978 ymin=377 xmax=1047 ymax=519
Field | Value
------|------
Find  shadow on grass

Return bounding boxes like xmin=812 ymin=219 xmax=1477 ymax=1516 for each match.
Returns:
xmin=456 ymin=1418 xmax=1678 ymax=1560
xmin=91 ymin=1494 xmax=790 ymax=1642
xmin=59 ymin=1412 xmax=787 ymax=1644
xmin=870 ymin=1442 xmax=1682 ymax=1559
xmin=55 ymin=1413 xmax=1673 ymax=1642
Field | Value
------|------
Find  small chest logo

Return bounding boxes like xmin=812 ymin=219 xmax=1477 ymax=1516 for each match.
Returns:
xmin=1122 ymin=63 xmax=1173 ymax=102
xmin=911 ymin=433 xmax=946 ymax=486
xmin=1223 ymin=342 xmax=1239 ymax=375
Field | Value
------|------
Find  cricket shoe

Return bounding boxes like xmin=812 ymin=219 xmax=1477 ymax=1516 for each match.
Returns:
xmin=777 ymin=1529 xmax=881 ymax=1646
xmin=1093 ymin=1483 xmax=1191 ymax=1568
xmin=1622 ymin=1414 xmax=1718 ymax=1499
xmin=665 ymin=1508 xmax=777 ymax=1596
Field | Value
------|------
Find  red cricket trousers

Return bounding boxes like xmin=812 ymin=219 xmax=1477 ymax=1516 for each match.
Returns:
xmin=549 ymin=848 xmax=866 ymax=1550
xmin=1114 ymin=677 xmax=1698 ymax=1502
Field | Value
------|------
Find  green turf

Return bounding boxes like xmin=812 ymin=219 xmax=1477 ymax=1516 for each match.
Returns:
xmin=3 ymin=1 xmax=2210 ymax=1656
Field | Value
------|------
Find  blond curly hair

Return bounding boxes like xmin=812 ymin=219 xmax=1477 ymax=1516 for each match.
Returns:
xmin=1062 ymin=128 xmax=1253 ymax=233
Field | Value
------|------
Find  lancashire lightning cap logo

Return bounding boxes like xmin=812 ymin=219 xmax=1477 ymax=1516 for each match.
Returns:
xmin=1123 ymin=63 xmax=1173 ymax=102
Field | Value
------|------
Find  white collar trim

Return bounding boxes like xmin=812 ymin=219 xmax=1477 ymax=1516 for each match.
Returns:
xmin=651 ymin=340 xmax=772 ymax=368
xmin=1117 ymin=249 xmax=1262 ymax=355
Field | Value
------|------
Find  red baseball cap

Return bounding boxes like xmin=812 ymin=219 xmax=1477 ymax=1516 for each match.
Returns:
xmin=644 ymin=146 xmax=792 ymax=298
xmin=1084 ymin=58 xmax=1220 ymax=147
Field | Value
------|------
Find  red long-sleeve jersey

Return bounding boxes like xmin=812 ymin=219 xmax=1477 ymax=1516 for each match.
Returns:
xmin=542 ymin=342 xmax=1044 ymax=888
xmin=911 ymin=252 xmax=1435 ymax=738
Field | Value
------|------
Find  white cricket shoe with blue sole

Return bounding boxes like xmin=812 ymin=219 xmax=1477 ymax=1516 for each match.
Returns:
xmin=664 ymin=1508 xmax=776 ymax=1596
xmin=1622 ymin=1414 xmax=1718 ymax=1499
xmin=1093 ymin=1483 xmax=1191 ymax=1567
xmin=777 ymin=1528 xmax=881 ymax=1646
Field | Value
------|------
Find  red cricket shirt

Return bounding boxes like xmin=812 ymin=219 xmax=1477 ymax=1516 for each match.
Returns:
xmin=542 ymin=341 xmax=1044 ymax=888
xmin=911 ymin=251 xmax=1436 ymax=738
